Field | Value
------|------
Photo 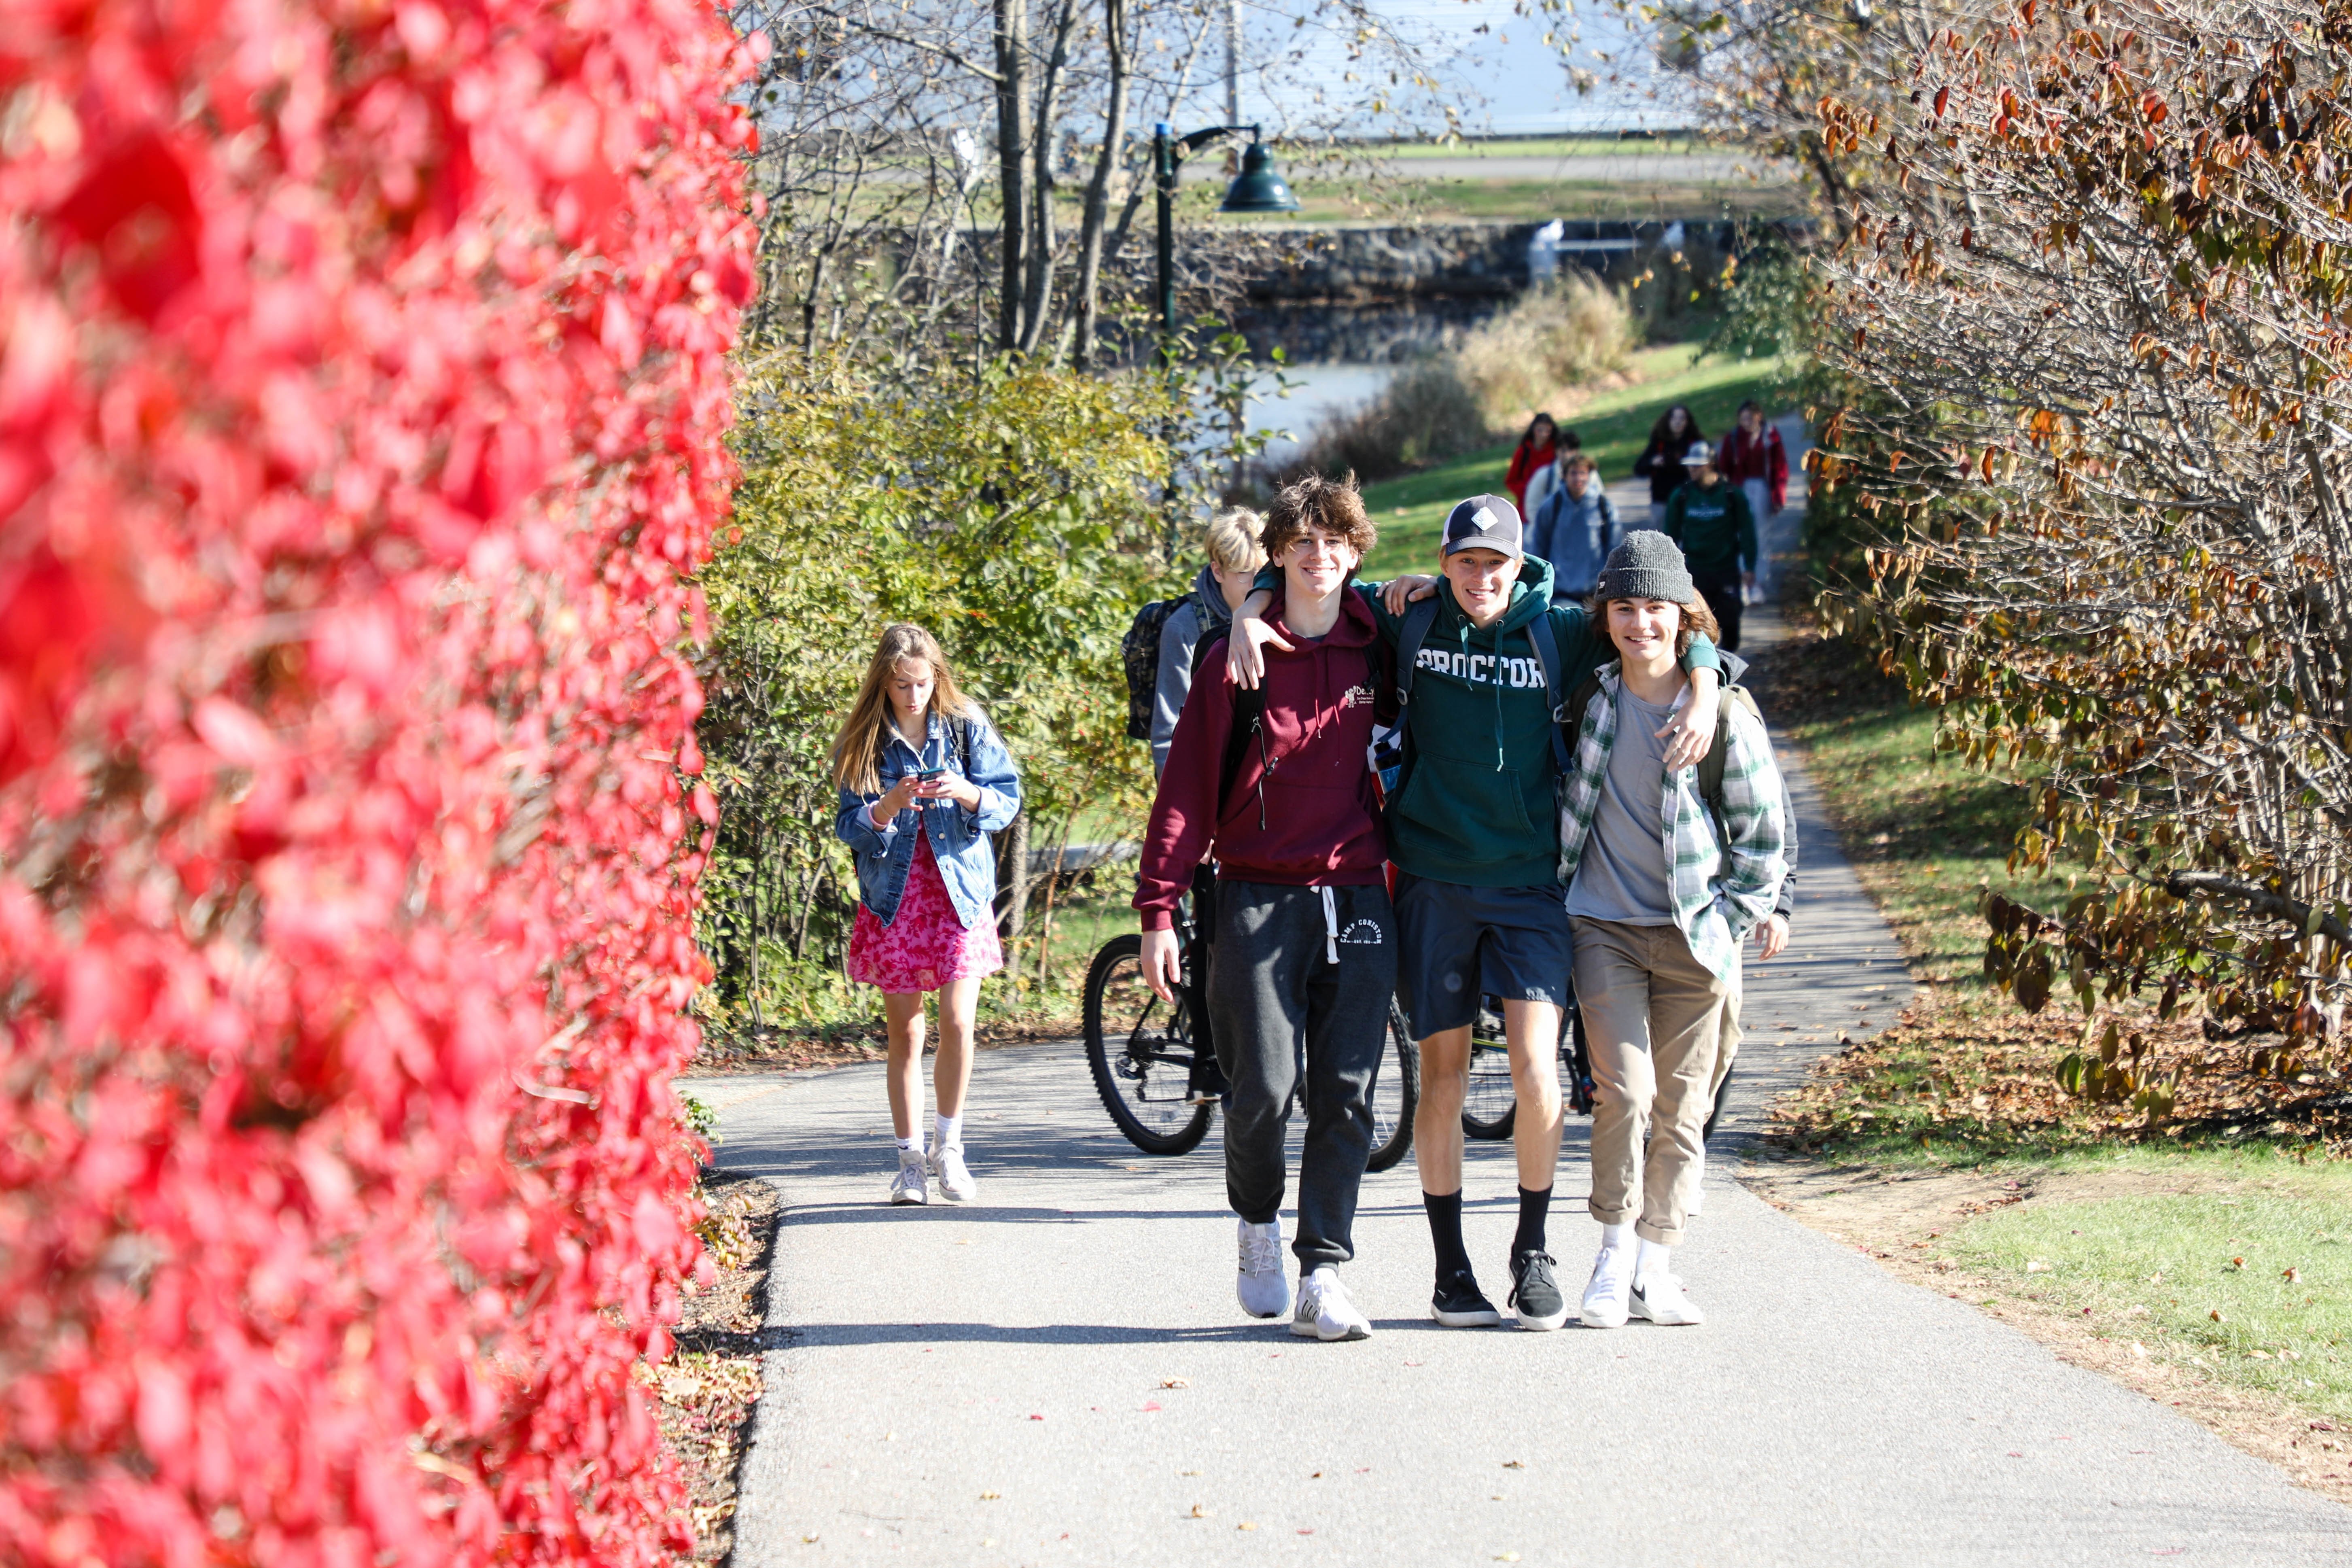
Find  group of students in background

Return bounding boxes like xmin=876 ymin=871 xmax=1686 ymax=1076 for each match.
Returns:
xmin=821 ymin=420 xmax=1796 ymax=1343
xmin=1507 ymin=401 xmax=1789 ymax=651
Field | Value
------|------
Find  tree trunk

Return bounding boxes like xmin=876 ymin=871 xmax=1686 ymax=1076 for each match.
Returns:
xmin=1069 ymin=0 xmax=1128 ymax=370
xmin=1016 ymin=0 xmax=1081 ymax=356
xmin=994 ymin=811 xmax=1031 ymax=946
xmin=993 ymin=0 xmax=1029 ymax=352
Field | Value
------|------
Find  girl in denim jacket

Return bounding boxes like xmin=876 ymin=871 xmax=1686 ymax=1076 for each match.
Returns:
xmin=832 ymin=624 xmax=1022 ymax=1205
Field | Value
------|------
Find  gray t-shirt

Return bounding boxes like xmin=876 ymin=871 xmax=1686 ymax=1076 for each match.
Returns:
xmin=1565 ymin=685 xmax=1680 ymax=926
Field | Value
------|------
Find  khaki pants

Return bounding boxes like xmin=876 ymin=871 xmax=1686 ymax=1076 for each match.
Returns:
xmin=1571 ymin=917 xmax=1734 ymax=1247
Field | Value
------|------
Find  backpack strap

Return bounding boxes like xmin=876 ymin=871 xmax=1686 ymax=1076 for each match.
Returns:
xmin=1216 ymin=684 xmax=1268 ymax=825
xmin=1564 ymin=671 xmax=1604 ymax=744
xmin=1524 ymin=614 xmax=1572 ymax=777
xmin=950 ymin=715 xmax=973 ymax=777
xmin=1389 ymin=594 xmax=1443 ymax=711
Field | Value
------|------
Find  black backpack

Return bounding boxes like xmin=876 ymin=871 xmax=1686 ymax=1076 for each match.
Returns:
xmin=1121 ymin=594 xmax=1200 ymax=741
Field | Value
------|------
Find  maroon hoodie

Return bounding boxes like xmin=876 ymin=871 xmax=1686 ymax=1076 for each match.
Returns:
xmin=1133 ymin=588 xmax=1388 ymax=931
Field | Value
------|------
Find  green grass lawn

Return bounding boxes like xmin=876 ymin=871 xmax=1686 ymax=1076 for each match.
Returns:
xmin=1938 ymin=1149 xmax=2352 ymax=1422
xmin=1354 ymin=348 xmax=1792 ymax=581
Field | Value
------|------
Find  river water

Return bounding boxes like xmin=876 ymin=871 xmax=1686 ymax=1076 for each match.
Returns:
xmin=1234 ymin=362 xmax=1397 ymax=465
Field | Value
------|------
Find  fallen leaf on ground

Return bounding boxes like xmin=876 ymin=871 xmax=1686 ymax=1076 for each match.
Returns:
xmin=1237 ymin=1522 xmax=1257 ymax=1532
xmin=1502 ymin=1461 xmax=1524 ymax=1469
xmin=1161 ymin=1377 xmax=1190 ymax=1388
xmin=2284 ymin=1267 xmax=2301 ymax=1283
xmin=1142 ymin=1402 xmax=1162 ymax=1412
xmin=978 ymin=1492 xmax=1000 ymax=1500
xmin=1191 ymin=1504 xmax=1209 ymax=1518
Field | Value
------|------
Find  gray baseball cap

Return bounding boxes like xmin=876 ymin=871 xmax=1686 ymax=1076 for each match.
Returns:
xmin=1441 ymin=494 xmax=1523 ymax=559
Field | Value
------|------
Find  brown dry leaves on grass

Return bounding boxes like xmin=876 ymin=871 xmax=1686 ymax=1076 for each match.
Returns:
xmin=1766 ymin=989 xmax=2352 ymax=1161
xmin=648 ymin=1169 xmax=780 ymax=1561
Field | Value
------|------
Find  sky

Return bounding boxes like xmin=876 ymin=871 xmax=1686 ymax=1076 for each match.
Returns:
xmin=1170 ymin=0 xmax=1700 ymax=139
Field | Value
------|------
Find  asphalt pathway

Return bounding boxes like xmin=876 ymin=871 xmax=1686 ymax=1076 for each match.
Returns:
xmin=698 ymin=463 xmax=2352 ymax=1564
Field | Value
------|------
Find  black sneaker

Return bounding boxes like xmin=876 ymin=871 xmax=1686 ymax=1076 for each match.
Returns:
xmin=1430 ymin=1269 xmax=1501 ymax=1328
xmin=1508 ymin=1250 xmax=1569 ymax=1331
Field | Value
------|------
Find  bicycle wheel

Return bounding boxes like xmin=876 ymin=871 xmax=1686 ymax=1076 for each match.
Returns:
xmin=1461 ymin=1004 xmax=1516 ymax=1140
xmin=1703 ymin=1056 xmax=1737 ymax=1142
xmin=1083 ymin=934 xmax=1213 ymax=1155
xmin=1365 ymin=1001 xmax=1419 ymax=1172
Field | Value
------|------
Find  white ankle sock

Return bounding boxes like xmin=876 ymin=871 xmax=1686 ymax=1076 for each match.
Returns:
xmin=1635 ymin=1237 xmax=1673 ymax=1286
xmin=895 ymin=1134 xmax=921 ymax=1154
xmin=934 ymin=1112 xmax=962 ymax=1151
xmin=1599 ymin=1222 xmax=1633 ymax=1251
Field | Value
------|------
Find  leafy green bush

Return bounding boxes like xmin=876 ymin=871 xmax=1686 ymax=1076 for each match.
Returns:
xmin=695 ymin=351 xmax=1181 ymax=1034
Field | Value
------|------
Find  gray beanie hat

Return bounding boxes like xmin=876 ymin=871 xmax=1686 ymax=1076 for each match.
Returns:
xmin=1593 ymin=530 xmax=1696 ymax=604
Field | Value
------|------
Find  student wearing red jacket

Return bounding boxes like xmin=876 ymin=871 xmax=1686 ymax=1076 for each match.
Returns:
xmin=1133 ymin=472 xmax=1393 ymax=1344
xmin=1719 ymin=401 xmax=1788 ymax=522
xmin=1503 ymin=412 xmax=1559 ymax=519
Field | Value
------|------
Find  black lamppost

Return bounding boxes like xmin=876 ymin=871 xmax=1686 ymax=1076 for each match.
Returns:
xmin=1152 ymin=121 xmax=1298 ymax=363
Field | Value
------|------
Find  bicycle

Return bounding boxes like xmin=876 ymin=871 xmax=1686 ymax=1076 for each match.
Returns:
xmin=1082 ymin=875 xmax=1417 ymax=1171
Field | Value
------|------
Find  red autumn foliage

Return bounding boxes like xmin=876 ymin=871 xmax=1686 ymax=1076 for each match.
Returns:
xmin=0 ymin=0 xmax=754 ymax=1561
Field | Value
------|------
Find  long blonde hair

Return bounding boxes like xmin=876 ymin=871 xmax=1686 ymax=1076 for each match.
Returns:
xmin=829 ymin=624 xmax=976 ymax=794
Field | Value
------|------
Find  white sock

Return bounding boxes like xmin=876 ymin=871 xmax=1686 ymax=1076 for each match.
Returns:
xmin=895 ymin=1134 xmax=921 ymax=1154
xmin=1599 ymin=1222 xmax=1633 ymax=1252
xmin=1635 ymin=1237 xmax=1673 ymax=1287
xmin=934 ymin=1112 xmax=962 ymax=1152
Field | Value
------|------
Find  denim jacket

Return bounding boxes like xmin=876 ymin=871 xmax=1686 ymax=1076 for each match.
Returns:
xmin=835 ymin=710 xmax=1022 ymax=929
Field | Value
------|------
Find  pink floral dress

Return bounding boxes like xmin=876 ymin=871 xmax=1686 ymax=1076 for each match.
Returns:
xmin=847 ymin=829 xmax=1004 ymax=993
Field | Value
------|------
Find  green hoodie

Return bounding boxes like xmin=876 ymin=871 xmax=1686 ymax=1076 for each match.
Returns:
xmin=1249 ymin=554 xmax=1721 ymax=886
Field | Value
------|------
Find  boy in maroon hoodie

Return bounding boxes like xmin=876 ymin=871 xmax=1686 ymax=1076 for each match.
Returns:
xmin=1134 ymin=473 xmax=1393 ymax=1342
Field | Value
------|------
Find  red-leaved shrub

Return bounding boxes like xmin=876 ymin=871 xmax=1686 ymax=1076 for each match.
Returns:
xmin=0 ymin=0 xmax=756 ymax=1561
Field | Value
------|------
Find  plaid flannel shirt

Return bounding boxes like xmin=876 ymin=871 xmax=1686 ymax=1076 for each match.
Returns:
xmin=1556 ymin=665 xmax=1790 ymax=982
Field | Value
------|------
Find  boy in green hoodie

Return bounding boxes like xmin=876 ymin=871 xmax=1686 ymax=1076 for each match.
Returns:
xmin=1230 ymin=496 xmax=1722 ymax=1330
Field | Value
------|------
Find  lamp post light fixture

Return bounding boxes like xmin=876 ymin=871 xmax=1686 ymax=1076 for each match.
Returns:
xmin=1153 ymin=121 xmax=1298 ymax=361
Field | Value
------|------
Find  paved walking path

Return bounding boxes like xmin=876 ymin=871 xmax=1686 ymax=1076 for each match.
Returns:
xmin=695 ymin=460 xmax=2352 ymax=1564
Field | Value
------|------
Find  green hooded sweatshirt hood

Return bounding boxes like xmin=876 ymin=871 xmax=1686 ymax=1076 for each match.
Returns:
xmin=1371 ymin=552 xmax=1595 ymax=888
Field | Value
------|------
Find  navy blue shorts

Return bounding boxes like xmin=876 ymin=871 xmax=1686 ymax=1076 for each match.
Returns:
xmin=1392 ymin=872 xmax=1575 ymax=1041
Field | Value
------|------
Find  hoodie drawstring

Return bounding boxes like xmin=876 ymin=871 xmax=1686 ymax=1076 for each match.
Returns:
xmin=1321 ymin=885 xmax=1340 ymax=966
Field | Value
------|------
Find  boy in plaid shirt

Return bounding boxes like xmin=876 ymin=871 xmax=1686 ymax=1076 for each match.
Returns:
xmin=1558 ymin=532 xmax=1789 ymax=1328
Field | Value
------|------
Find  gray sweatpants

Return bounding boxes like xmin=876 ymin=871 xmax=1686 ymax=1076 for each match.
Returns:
xmin=1206 ymin=879 xmax=1397 ymax=1268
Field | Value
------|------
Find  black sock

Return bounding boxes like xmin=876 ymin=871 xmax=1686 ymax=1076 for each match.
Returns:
xmin=1513 ymin=1185 xmax=1554 ymax=1258
xmin=1422 ymin=1190 xmax=1472 ymax=1279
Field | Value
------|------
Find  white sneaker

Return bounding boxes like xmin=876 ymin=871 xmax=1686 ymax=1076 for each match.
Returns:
xmin=928 ymin=1144 xmax=978 ymax=1204
xmin=1236 ymin=1219 xmax=1291 ymax=1319
xmin=889 ymin=1148 xmax=928 ymax=1206
xmin=1579 ymin=1244 xmax=1632 ymax=1328
xmin=1630 ymin=1271 xmax=1706 ymax=1326
xmin=1291 ymin=1266 xmax=1372 ymax=1341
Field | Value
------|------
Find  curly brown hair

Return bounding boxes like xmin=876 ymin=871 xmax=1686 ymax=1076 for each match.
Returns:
xmin=1259 ymin=470 xmax=1377 ymax=566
